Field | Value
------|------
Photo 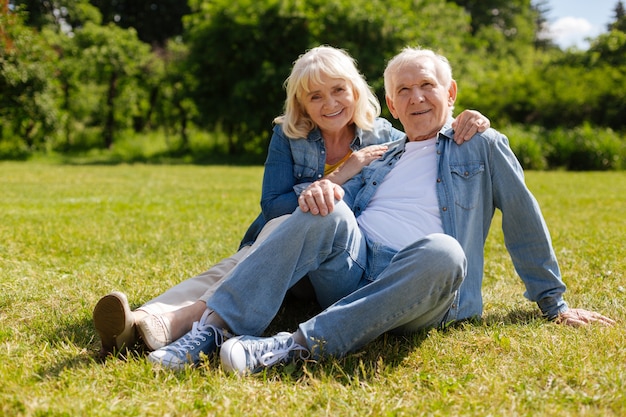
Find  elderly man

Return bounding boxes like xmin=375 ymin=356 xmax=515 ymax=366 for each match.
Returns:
xmin=150 ymin=47 xmax=614 ymax=374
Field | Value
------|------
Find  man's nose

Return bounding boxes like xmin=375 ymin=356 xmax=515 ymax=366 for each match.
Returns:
xmin=409 ymin=87 xmax=425 ymax=103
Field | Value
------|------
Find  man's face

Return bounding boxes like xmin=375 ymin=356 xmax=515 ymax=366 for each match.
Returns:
xmin=386 ymin=58 xmax=457 ymax=141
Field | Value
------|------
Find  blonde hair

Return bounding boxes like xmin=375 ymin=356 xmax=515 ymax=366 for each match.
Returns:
xmin=383 ymin=47 xmax=453 ymax=98
xmin=275 ymin=46 xmax=381 ymax=139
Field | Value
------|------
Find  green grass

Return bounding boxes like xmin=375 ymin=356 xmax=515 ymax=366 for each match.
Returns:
xmin=0 ymin=162 xmax=624 ymax=416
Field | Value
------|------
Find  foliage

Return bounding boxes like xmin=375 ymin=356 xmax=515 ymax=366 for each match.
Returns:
xmin=1 ymin=0 xmax=626 ymax=166
xmin=544 ymin=124 xmax=625 ymax=171
xmin=184 ymin=0 xmax=310 ymax=155
xmin=502 ymin=123 xmax=625 ymax=171
xmin=90 ymin=0 xmax=190 ymax=46
xmin=608 ymin=0 xmax=626 ymax=32
xmin=0 ymin=7 xmax=60 ymax=149
xmin=10 ymin=0 xmax=101 ymax=30
xmin=183 ymin=0 xmax=473 ymax=152
xmin=0 ymin=163 xmax=624 ymax=416
xmin=65 ymin=22 xmax=153 ymax=148
xmin=502 ymin=124 xmax=548 ymax=170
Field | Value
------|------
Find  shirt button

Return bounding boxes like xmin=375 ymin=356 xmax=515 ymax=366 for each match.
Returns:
xmin=437 ymin=178 xmax=442 ymax=183
xmin=442 ymin=207 xmax=448 ymax=211
xmin=317 ymin=174 xmax=322 ymax=178
xmin=464 ymin=171 xmax=469 ymax=176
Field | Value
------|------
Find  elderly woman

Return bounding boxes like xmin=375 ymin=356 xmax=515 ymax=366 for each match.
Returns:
xmin=93 ymin=45 xmax=489 ymax=361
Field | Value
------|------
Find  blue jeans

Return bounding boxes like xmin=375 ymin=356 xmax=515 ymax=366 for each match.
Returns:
xmin=207 ymin=201 xmax=466 ymax=358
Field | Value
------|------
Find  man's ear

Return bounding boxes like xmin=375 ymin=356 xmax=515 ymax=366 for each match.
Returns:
xmin=448 ymin=80 xmax=458 ymax=106
xmin=386 ymin=95 xmax=399 ymax=119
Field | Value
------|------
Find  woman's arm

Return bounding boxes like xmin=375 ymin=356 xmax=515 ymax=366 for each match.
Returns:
xmin=324 ymin=144 xmax=388 ymax=185
xmin=259 ymin=128 xmax=301 ymax=221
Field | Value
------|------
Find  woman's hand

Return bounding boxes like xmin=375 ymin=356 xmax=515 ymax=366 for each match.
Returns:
xmin=349 ymin=144 xmax=388 ymax=169
xmin=324 ymin=145 xmax=388 ymax=186
xmin=452 ymin=109 xmax=491 ymax=144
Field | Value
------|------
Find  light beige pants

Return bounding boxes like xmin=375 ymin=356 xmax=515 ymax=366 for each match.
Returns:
xmin=137 ymin=214 xmax=291 ymax=316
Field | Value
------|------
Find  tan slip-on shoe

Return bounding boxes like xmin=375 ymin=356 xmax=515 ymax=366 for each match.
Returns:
xmin=93 ymin=291 xmax=137 ymax=355
xmin=136 ymin=314 xmax=173 ymax=351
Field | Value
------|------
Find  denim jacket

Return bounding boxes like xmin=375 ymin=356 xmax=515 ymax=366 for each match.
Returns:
xmin=239 ymin=118 xmax=404 ymax=248
xmin=342 ymin=119 xmax=568 ymax=321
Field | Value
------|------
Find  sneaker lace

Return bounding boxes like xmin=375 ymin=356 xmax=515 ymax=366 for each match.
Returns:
xmin=256 ymin=335 xmax=310 ymax=367
xmin=166 ymin=309 xmax=223 ymax=356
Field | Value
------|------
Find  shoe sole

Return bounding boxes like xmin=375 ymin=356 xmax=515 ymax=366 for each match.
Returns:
xmin=93 ymin=292 xmax=135 ymax=354
xmin=147 ymin=351 xmax=187 ymax=371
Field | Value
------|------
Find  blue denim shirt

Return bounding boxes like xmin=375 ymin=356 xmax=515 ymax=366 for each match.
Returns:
xmin=342 ymin=119 xmax=568 ymax=321
xmin=239 ymin=117 xmax=404 ymax=248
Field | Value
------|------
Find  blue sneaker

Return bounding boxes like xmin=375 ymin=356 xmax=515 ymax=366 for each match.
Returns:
xmin=148 ymin=310 xmax=227 ymax=370
xmin=220 ymin=332 xmax=310 ymax=375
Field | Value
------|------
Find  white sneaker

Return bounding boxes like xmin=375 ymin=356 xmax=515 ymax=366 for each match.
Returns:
xmin=148 ymin=309 xmax=226 ymax=370
xmin=220 ymin=332 xmax=310 ymax=376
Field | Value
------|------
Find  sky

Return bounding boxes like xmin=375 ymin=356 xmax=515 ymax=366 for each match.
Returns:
xmin=538 ymin=0 xmax=620 ymax=49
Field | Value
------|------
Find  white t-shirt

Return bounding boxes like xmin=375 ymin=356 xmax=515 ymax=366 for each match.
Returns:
xmin=357 ymin=137 xmax=443 ymax=250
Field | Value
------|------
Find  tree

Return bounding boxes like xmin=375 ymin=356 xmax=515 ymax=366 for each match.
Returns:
xmin=0 ymin=5 xmax=60 ymax=150
xmin=10 ymin=0 xmax=101 ymax=31
xmin=153 ymin=40 xmax=197 ymax=149
xmin=531 ymin=0 xmax=556 ymax=49
xmin=70 ymin=22 xmax=152 ymax=148
xmin=184 ymin=0 xmax=473 ymax=153
xmin=185 ymin=0 xmax=309 ymax=154
xmin=90 ymin=0 xmax=190 ymax=47
xmin=608 ymin=0 xmax=626 ymax=32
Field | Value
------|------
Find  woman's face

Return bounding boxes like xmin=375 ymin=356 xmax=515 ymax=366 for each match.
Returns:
xmin=302 ymin=73 xmax=356 ymax=134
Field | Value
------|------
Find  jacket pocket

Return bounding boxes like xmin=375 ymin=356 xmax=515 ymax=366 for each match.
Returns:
xmin=293 ymin=164 xmax=318 ymax=183
xmin=449 ymin=162 xmax=484 ymax=210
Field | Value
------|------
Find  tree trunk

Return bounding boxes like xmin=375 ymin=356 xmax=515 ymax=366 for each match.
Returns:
xmin=104 ymin=71 xmax=118 ymax=149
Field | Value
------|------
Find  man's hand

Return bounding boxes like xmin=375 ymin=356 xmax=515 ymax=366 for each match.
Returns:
xmin=298 ymin=179 xmax=344 ymax=216
xmin=555 ymin=308 xmax=616 ymax=327
xmin=452 ymin=109 xmax=490 ymax=144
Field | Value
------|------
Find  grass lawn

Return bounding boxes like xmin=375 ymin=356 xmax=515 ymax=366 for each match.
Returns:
xmin=0 ymin=162 xmax=624 ymax=416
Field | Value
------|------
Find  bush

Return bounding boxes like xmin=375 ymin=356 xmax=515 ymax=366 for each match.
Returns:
xmin=504 ymin=124 xmax=548 ymax=170
xmin=545 ymin=124 xmax=625 ymax=170
xmin=0 ymin=137 xmax=29 ymax=160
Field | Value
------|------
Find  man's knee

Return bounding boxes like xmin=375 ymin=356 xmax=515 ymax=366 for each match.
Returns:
xmin=292 ymin=199 xmax=355 ymax=230
xmin=426 ymin=234 xmax=465 ymax=264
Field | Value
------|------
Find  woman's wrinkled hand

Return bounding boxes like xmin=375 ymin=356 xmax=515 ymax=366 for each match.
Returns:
xmin=452 ymin=109 xmax=491 ymax=144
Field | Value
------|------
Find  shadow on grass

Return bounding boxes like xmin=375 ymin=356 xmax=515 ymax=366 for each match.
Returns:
xmin=41 ymin=297 xmax=540 ymax=381
xmin=481 ymin=308 xmax=543 ymax=325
